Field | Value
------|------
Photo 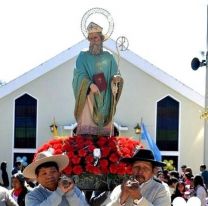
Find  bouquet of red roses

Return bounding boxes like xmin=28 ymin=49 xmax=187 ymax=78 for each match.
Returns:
xmin=35 ymin=136 xmax=143 ymax=176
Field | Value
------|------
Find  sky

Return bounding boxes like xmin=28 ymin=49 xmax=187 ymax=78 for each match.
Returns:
xmin=0 ymin=0 xmax=207 ymax=95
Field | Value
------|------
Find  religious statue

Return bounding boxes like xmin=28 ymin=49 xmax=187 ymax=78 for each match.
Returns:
xmin=72 ymin=22 xmax=123 ymax=136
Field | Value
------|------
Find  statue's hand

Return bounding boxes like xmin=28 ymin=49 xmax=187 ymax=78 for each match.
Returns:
xmin=90 ymin=83 xmax=100 ymax=94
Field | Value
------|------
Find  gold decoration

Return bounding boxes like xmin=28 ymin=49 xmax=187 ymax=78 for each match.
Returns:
xmin=200 ymin=107 xmax=208 ymax=119
xmin=134 ymin=123 xmax=141 ymax=134
xmin=81 ymin=8 xmax=114 ymax=41
xmin=50 ymin=118 xmax=59 ymax=137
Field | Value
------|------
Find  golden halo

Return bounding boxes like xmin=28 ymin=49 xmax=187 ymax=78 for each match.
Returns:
xmin=81 ymin=8 xmax=114 ymax=41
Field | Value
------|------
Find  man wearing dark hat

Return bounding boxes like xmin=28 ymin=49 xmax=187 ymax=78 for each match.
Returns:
xmin=23 ymin=149 xmax=89 ymax=206
xmin=102 ymin=149 xmax=171 ymax=206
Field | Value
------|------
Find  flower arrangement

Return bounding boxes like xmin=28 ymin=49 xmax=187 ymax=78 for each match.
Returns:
xmin=35 ymin=135 xmax=143 ymax=190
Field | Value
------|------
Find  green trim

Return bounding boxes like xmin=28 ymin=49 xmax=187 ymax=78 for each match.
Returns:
xmin=74 ymin=78 xmax=90 ymax=121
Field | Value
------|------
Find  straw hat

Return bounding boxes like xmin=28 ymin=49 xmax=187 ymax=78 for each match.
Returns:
xmin=23 ymin=148 xmax=69 ymax=179
xmin=121 ymin=149 xmax=165 ymax=167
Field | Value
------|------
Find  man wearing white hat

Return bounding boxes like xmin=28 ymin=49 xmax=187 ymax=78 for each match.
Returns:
xmin=72 ymin=22 xmax=123 ymax=136
xmin=23 ymin=149 xmax=89 ymax=206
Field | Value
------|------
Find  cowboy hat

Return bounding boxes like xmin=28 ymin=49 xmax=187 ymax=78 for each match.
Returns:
xmin=23 ymin=148 xmax=69 ymax=179
xmin=121 ymin=148 xmax=165 ymax=167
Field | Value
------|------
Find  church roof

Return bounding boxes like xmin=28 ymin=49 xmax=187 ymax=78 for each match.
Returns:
xmin=0 ymin=39 xmax=204 ymax=107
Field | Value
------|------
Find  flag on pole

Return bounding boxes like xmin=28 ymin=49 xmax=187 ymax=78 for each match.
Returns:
xmin=141 ymin=122 xmax=162 ymax=161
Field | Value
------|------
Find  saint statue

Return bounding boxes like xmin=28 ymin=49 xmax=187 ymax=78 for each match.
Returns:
xmin=72 ymin=22 xmax=123 ymax=136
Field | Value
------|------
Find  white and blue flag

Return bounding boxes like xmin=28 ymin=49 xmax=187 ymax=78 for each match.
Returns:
xmin=141 ymin=123 xmax=162 ymax=161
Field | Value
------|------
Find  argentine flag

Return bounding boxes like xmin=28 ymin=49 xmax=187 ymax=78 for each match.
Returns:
xmin=141 ymin=123 xmax=162 ymax=161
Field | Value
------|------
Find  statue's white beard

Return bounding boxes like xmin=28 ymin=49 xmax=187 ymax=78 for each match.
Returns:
xmin=89 ymin=43 xmax=103 ymax=55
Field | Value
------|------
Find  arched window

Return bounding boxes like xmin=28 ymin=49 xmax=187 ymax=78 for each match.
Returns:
xmin=156 ymin=96 xmax=179 ymax=151
xmin=14 ymin=94 xmax=37 ymax=148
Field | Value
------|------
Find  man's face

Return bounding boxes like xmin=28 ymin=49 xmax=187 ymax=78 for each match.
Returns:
xmin=88 ymin=32 xmax=103 ymax=55
xmin=132 ymin=161 xmax=154 ymax=184
xmin=36 ymin=166 xmax=60 ymax=191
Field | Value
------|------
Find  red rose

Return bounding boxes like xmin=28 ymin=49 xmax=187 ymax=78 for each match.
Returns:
xmin=88 ymin=144 xmax=96 ymax=152
xmin=100 ymin=159 xmax=109 ymax=174
xmin=76 ymin=143 xmax=85 ymax=150
xmin=53 ymin=149 xmax=63 ymax=155
xmin=116 ymin=163 xmax=127 ymax=175
xmin=71 ymin=156 xmax=81 ymax=164
xmin=119 ymin=147 xmax=131 ymax=157
xmin=85 ymin=156 xmax=94 ymax=164
xmin=53 ymin=143 xmax=63 ymax=151
xmin=108 ymin=138 xmax=117 ymax=150
xmin=63 ymin=166 xmax=72 ymax=175
xmin=100 ymin=167 xmax=108 ymax=174
xmin=84 ymin=139 xmax=94 ymax=146
xmin=78 ymin=149 xmax=87 ymax=157
xmin=85 ymin=164 xmax=94 ymax=173
xmin=67 ymin=151 xmax=74 ymax=158
xmin=62 ymin=143 xmax=73 ymax=152
xmin=75 ymin=136 xmax=85 ymax=144
xmin=100 ymin=159 xmax=108 ymax=168
xmin=72 ymin=165 xmax=83 ymax=175
xmin=97 ymin=137 xmax=107 ymax=147
xmin=109 ymin=164 xmax=118 ymax=174
xmin=91 ymin=166 xmax=101 ymax=175
xmin=101 ymin=147 xmax=110 ymax=157
xmin=109 ymin=153 xmax=119 ymax=163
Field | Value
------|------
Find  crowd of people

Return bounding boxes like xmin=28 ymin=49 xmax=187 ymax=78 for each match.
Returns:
xmin=0 ymin=153 xmax=208 ymax=206
xmin=156 ymin=164 xmax=208 ymax=206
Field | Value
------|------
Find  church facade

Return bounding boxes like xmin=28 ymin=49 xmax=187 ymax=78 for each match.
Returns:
xmin=0 ymin=39 xmax=204 ymax=175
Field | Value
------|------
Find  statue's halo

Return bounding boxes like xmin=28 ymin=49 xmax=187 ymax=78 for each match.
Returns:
xmin=81 ymin=8 xmax=114 ymax=41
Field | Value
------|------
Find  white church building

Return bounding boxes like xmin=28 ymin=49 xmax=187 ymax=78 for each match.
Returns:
xmin=0 ymin=39 xmax=204 ymax=175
